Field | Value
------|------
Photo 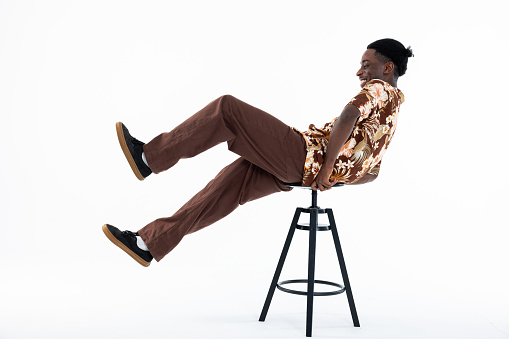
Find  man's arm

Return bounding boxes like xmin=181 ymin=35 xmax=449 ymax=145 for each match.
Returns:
xmin=311 ymin=104 xmax=361 ymax=191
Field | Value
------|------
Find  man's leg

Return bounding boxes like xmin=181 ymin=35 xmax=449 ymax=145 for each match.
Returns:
xmin=137 ymin=157 xmax=301 ymax=262
xmin=107 ymin=95 xmax=306 ymax=264
xmin=144 ymin=95 xmax=306 ymax=182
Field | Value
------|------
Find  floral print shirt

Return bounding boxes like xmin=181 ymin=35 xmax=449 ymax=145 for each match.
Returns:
xmin=296 ymin=79 xmax=405 ymax=186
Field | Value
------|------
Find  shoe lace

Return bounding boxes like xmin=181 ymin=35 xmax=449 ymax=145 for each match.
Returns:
xmin=122 ymin=230 xmax=139 ymax=238
xmin=131 ymin=137 xmax=144 ymax=146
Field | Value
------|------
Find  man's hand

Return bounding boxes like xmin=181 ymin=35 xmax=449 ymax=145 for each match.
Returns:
xmin=311 ymin=165 xmax=337 ymax=191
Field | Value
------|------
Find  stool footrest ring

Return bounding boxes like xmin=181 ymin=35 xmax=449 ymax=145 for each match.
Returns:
xmin=276 ymin=279 xmax=345 ymax=296
xmin=296 ymin=223 xmax=331 ymax=231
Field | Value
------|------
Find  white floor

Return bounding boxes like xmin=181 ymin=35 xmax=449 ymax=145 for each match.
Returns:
xmin=2 ymin=263 xmax=508 ymax=339
xmin=1 ymin=199 xmax=508 ymax=339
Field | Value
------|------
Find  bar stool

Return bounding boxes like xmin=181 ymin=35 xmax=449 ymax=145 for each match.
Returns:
xmin=258 ymin=183 xmax=360 ymax=337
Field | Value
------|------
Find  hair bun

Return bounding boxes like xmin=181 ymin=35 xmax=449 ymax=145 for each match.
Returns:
xmin=405 ymin=46 xmax=414 ymax=58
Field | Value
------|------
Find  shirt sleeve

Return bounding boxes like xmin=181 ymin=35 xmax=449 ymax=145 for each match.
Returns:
xmin=348 ymin=80 xmax=388 ymax=123
xmin=348 ymin=86 xmax=373 ymax=123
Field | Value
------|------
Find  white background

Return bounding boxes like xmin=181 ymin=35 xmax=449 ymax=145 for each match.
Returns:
xmin=1 ymin=1 xmax=508 ymax=338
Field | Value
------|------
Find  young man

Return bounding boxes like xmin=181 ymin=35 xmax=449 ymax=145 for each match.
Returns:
xmin=103 ymin=38 xmax=413 ymax=267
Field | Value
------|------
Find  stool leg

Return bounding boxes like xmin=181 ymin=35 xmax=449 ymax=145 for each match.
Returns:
xmin=326 ymin=209 xmax=360 ymax=327
xmin=306 ymin=207 xmax=318 ymax=337
xmin=259 ymin=208 xmax=302 ymax=322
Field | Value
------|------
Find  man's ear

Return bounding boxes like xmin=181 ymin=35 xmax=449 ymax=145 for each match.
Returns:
xmin=384 ymin=61 xmax=395 ymax=75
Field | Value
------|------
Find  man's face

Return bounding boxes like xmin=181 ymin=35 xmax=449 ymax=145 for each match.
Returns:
xmin=356 ymin=49 xmax=385 ymax=87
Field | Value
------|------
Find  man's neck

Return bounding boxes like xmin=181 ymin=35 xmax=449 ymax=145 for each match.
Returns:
xmin=376 ymin=77 xmax=397 ymax=88
xmin=384 ymin=76 xmax=397 ymax=88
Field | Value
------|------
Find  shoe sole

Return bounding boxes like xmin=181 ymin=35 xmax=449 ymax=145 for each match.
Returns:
xmin=102 ymin=224 xmax=151 ymax=267
xmin=116 ymin=122 xmax=145 ymax=181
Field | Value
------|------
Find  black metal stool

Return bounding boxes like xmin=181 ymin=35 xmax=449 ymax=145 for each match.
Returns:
xmin=259 ymin=183 xmax=360 ymax=337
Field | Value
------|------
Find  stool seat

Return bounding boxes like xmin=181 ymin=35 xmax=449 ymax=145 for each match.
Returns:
xmin=284 ymin=182 xmax=345 ymax=189
xmin=259 ymin=184 xmax=360 ymax=337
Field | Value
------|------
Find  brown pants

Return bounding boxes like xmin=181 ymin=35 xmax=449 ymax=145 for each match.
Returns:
xmin=137 ymin=95 xmax=307 ymax=261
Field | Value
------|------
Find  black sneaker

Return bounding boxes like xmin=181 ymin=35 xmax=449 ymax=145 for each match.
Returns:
xmin=116 ymin=122 xmax=152 ymax=181
xmin=102 ymin=224 xmax=153 ymax=267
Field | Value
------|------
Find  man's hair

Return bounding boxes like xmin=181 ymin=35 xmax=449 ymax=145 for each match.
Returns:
xmin=367 ymin=38 xmax=414 ymax=78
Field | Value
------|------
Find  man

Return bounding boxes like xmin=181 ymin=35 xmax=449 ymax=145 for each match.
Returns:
xmin=102 ymin=38 xmax=413 ymax=267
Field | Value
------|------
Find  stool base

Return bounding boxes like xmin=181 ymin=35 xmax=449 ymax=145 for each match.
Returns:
xmin=259 ymin=199 xmax=360 ymax=337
